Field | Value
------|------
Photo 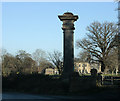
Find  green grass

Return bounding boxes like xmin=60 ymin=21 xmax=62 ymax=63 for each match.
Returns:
xmin=102 ymin=74 xmax=120 ymax=77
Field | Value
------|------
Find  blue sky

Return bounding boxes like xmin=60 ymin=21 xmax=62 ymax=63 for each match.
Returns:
xmin=2 ymin=2 xmax=117 ymax=57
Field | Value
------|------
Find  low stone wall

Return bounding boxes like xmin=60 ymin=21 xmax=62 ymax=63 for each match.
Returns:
xmin=70 ymin=76 xmax=96 ymax=92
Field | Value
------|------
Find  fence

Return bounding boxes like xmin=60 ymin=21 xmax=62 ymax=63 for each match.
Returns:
xmin=100 ymin=76 xmax=120 ymax=86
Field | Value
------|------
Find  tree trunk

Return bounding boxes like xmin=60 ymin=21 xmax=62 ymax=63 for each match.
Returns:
xmin=101 ymin=61 xmax=105 ymax=72
xmin=112 ymin=71 xmax=114 ymax=75
xmin=58 ymin=67 xmax=62 ymax=75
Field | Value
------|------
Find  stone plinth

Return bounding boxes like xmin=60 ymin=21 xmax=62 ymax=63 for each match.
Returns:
xmin=58 ymin=12 xmax=78 ymax=81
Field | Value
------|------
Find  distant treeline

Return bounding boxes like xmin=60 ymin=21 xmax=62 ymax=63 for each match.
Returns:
xmin=1 ymin=49 xmax=63 ymax=77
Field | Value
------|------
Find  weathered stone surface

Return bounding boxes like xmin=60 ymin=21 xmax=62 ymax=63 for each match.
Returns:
xmin=58 ymin=12 xmax=78 ymax=81
xmin=116 ymin=34 xmax=120 ymax=74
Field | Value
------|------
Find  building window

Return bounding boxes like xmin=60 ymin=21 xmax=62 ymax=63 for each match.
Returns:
xmin=82 ymin=64 xmax=87 ymax=68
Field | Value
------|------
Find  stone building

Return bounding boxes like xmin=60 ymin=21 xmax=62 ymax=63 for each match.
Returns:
xmin=45 ymin=68 xmax=59 ymax=75
xmin=74 ymin=62 xmax=101 ymax=74
xmin=75 ymin=62 xmax=91 ymax=74
xmin=90 ymin=63 xmax=101 ymax=73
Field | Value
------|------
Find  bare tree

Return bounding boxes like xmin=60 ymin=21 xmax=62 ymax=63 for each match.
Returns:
xmin=39 ymin=61 xmax=55 ymax=73
xmin=76 ymin=21 xmax=117 ymax=72
xmin=48 ymin=50 xmax=63 ymax=74
xmin=105 ymin=47 xmax=118 ymax=74
xmin=32 ymin=49 xmax=47 ymax=66
xmin=77 ymin=50 xmax=91 ymax=63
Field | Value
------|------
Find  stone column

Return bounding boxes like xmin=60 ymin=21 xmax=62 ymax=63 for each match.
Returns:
xmin=117 ymin=1 xmax=120 ymax=74
xmin=117 ymin=34 xmax=120 ymax=74
xmin=58 ymin=12 xmax=78 ymax=80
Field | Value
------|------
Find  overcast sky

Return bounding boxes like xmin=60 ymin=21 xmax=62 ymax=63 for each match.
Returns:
xmin=2 ymin=2 xmax=117 ymax=56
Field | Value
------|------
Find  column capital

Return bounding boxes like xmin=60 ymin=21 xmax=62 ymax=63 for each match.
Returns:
xmin=58 ymin=12 xmax=78 ymax=21
xmin=58 ymin=12 xmax=78 ymax=30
